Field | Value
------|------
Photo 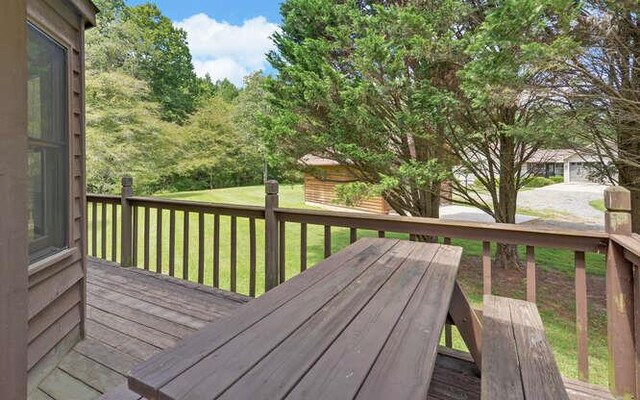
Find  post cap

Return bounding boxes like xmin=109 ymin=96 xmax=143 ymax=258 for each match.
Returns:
xmin=265 ymin=180 xmax=279 ymax=195
xmin=604 ymin=186 xmax=631 ymax=212
xmin=121 ymin=176 xmax=133 ymax=187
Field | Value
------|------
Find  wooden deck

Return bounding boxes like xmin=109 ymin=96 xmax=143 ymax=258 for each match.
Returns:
xmin=30 ymin=259 xmax=614 ymax=400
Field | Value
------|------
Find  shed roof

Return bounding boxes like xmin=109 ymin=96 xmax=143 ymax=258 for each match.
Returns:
xmin=69 ymin=0 xmax=99 ymax=28
xmin=528 ymin=149 xmax=577 ymax=163
xmin=299 ymin=154 xmax=341 ymax=167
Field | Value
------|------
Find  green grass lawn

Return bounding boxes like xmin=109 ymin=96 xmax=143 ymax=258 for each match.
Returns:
xmin=590 ymin=199 xmax=606 ymax=212
xmin=88 ymin=184 xmax=609 ymax=386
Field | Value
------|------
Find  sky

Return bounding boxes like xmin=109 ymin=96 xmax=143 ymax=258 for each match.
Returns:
xmin=126 ymin=1 xmax=283 ymax=86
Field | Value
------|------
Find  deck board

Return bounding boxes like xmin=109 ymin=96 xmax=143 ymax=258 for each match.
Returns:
xmin=34 ymin=258 xmax=614 ymax=400
xmin=34 ymin=259 xmax=248 ymax=400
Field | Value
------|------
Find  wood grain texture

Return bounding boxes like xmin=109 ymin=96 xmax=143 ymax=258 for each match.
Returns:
xmin=129 ymin=239 xmax=392 ymax=398
xmin=482 ymin=295 xmax=569 ymax=400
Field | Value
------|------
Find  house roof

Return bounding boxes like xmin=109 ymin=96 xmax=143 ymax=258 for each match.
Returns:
xmin=299 ymin=155 xmax=341 ymax=167
xmin=528 ymin=149 xmax=578 ymax=163
xmin=70 ymin=0 xmax=99 ymax=28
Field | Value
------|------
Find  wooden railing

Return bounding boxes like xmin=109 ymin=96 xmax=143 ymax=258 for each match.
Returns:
xmin=87 ymin=178 xmax=640 ymax=398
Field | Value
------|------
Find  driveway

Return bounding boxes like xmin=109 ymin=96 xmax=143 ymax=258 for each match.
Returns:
xmin=441 ymin=183 xmax=607 ymax=231
xmin=517 ymin=183 xmax=606 ymax=230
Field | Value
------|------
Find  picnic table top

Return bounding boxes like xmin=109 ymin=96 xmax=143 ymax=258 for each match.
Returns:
xmin=128 ymin=238 xmax=463 ymax=400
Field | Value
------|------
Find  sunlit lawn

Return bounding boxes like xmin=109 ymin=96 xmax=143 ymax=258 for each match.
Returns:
xmin=88 ymin=184 xmax=608 ymax=386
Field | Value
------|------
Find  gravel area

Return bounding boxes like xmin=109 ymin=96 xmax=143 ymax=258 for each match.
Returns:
xmin=517 ymin=183 xmax=606 ymax=226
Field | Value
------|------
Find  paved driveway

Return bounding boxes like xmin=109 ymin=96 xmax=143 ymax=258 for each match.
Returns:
xmin=517 ymin=183 xmax=606 ymax=229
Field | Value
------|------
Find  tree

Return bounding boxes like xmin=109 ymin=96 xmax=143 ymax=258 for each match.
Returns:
xmin=555 ymin=0 xmax=640 ymax=232
xmin=443 ymin=0 xmax=577 ymax=267
xmin=85 ymin=71 xmax=181 ymax=194
xmin=86 ymin=1 xmax=199 ymax=123
xmin=264 ymin=0 xmax=454 ymax=220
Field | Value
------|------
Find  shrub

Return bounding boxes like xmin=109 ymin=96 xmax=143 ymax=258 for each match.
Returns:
xmin=525 ymin=176 xmax=556 ymax=188
xmin=549 ymin=176 xmax=564 ymax=184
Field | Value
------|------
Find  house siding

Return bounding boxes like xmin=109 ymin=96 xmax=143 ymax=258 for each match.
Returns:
xmin=26 ymin=0 xmax=89 ymax=390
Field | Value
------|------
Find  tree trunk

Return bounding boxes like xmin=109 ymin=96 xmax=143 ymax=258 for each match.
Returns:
xmin=495 ymin=132 xmax=520 ymax=268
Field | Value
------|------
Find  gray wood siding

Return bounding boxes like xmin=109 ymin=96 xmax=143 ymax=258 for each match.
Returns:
xmin=26 ymin=0 xmax=89 ymax=384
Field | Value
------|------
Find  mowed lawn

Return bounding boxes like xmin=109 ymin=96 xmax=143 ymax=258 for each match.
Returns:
xmin=88 ymin=184 xmax=609 ymax=386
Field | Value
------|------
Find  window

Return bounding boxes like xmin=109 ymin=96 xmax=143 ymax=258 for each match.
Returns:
xmin=27 ymin=24 xmax=68 ymax=263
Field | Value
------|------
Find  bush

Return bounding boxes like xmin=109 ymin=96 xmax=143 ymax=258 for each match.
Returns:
xmin=549 ymin=176 xmax=564 ymax=184
xmin=525 ymin=176 xmax=556 ymax=188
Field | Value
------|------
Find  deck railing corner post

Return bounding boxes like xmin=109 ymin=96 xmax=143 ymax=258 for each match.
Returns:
xmin=265 ymin=180 xmax=280 ymax=291
xmin=120 ymin=176 xmax=134 ymax=268
xmin=604 ymin=186 xmax=636 ymax=398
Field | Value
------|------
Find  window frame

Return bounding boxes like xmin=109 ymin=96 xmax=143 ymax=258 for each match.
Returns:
xmin=26 ymin=20 xmax=74 ymax=267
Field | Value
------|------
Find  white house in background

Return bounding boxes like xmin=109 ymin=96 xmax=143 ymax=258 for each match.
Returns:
xmin=525 ymin=149 xmax=610 ymax=183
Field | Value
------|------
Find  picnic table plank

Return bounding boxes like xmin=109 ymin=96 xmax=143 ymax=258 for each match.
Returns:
xmin=158 ymin=239 xmax=403 ymax=400
xmin=128 ymin=238 xmax=397 ymax=398
xmin=283 ymin=243 xmax=441 ymax=400
xmin=354 ymin=245 xmax=462 ymax=400
xmin=219 ymin=242 xmax=439 ymax=400
xmin=128 ymin=239 xmax=467 ymax=400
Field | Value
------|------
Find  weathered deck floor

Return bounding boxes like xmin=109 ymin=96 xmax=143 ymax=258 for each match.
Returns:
xmin=30 ymin=259 xmax=613 ymax=400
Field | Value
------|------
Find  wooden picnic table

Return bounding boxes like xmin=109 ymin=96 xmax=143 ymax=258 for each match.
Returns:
xmin=128 ymin=238 xmax=475 ymax=400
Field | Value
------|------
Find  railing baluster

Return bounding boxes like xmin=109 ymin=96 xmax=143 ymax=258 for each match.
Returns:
xmin=230 ymin=216 xmax=237 ymax=292
xmin=575 ymin=250 xmax=589 ymax=382
xmin=443 ymin=237 xmax=451 ymax=245
xmin=526 ymin=246 xmax=536 ymax=303
xmin=156 ymin=208 xmax=162 ymax=273
xmin=279 ymin=221 xmax=286 ymax=284
xmin=324 ymin=225 xmax=331 ymax=258
xmin=169 ymin=209 xmax=175 ymax=277
xmin=132 ymin=206 xmax=138 ymax=267
xmin=91 ymin=201 xmax=97 ymax=257
xmin=111 ymin=203 xmax=117 ymax=262
xmin=300 ymin=223 xmax=307 ymax=272
xmin=350 ymin=227 xmax=357 ymax=244
xmin=101 ymin=202 xmax=107 ymax=258
xmin=483 ymin=241 xmax=491 ymax=295
xmin=213 ymin=214 xmax=220 ymax=288
xmin=249 ymin=218 xmax=256 ymax=297
xmin=378 ymin=230 xmax=385 ymax=238
xmin=143 ymin=206 xmax=150 ymax=270
xmin=198 ymin=212 xmax=205 ymax=284
xmin=445 ymin=323 xmax=453 ymax=348
xmin=183 ymin=211 xmax=189 ymax=280
xmin=409 ymin=234 xmax=417 ymax=242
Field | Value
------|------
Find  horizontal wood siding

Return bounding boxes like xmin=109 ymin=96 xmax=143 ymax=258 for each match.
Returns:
xmin=26 ymin=0 xmax=89 ymax=388
xmin=304 ymin=167 xmax=390 ymax=214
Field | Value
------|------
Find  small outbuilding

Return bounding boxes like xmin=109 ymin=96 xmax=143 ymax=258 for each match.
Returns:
xmin=301 ymin=155 xmax=392 ymax=214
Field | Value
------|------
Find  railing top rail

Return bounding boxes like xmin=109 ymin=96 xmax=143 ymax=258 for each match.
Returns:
xmin=87 ymin=193 xmax=120 ymax=203
xmin=611 ymin=234 xmax=640 ymax=266
xmin=128 ymin=196 xmax=266 ymax=219
xmin=274 ymin=207 xmax=609 ymax=253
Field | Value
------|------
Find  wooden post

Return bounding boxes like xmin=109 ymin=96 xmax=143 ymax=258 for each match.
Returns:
xmin=604 ymin=186 xmax=636 ymax=398
xmin=120 ymin=177 xmax=134 ymax=267
xmin=0 ymin=1 xmax=28 ymax=397
xmin=265 ymin=180 xmax=280 ymax=291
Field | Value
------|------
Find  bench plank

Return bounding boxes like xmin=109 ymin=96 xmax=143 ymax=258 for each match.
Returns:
xmin=511 ymin=299 xmax=568 ymax=399
xmin=482 ymin=296 xmax=525 ymax=400
xmin=482 ymin=295 xmax=568 ymax=400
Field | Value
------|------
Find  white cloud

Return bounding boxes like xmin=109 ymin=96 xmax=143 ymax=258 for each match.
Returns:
xmin=175 ymin=14 xmax=279 ymax=86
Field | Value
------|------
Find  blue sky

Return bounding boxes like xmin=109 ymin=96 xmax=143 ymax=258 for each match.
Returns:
xmin=126 ymin=1 xmax=283 ymax=85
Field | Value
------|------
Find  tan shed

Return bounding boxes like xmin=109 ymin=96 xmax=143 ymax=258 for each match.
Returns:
xmin=301 ymin=155 xmax=392 ymax=214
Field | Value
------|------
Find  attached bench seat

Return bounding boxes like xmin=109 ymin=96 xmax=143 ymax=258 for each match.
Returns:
xmin=482 ymin=295 xmax=569 ymax=399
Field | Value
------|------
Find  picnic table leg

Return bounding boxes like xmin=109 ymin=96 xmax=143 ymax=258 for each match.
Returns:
xmin=448 ymin=281 xmax=483 ymax=370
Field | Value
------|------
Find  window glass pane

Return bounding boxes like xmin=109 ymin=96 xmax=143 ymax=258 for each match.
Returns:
xmin=27 ymin=24 xmax=68 ymax=263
